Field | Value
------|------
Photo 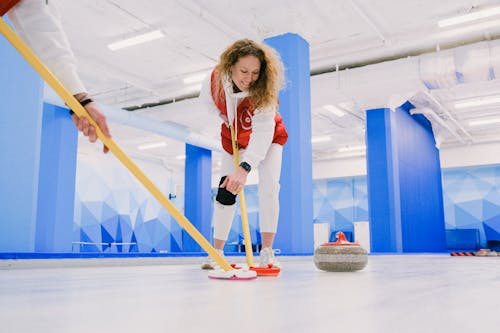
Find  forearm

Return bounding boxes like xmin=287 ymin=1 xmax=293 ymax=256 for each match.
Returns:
xmin=198 ymin=72 xmax=229 ymax=134
xmin=242 ymin=110 xmax=275 ymax=168
xmin=8 ymin=0 xmax=86 ymax=94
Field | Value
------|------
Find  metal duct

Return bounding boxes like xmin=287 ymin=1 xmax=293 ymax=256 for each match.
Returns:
xmin=43 ymin=87 xmax=222 ymax=152
xmin=419 ymin=39 xmax=500 ymax=90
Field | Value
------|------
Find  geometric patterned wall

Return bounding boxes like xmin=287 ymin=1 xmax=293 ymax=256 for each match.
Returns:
xmin=312 ymin=176 xmax=369 ymax=240
xmin=442 ymin=164 xmax=500 ymax=247
xmin=74 ymin=157 xmax=500 ymax=252
xmin=307 ymin=166 xmax=500 ymax=249
xmin=223 ymin=176 xmax=369 ymax=250
xmin=73 ymin=155 xmax=182 ymax=253
xmin=75 ymin=168 xmax=369 ymax=253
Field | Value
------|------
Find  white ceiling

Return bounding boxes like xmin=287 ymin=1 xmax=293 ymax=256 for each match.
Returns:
xmin=49 ymin=0 xmax=500 ymax=171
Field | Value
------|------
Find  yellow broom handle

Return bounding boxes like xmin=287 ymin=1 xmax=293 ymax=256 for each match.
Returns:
xmin=0 ymin=17 xmax=232 ymax=272
xmin=229 ymin=126 xmax=255 ymax=268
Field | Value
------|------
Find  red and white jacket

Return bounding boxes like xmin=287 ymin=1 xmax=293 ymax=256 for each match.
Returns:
xmin=199 ymin=70 xmax=287 ymax=168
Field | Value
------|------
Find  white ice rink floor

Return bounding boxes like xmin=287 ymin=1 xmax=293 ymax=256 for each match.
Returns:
xmin=1 ymin=254 xmax=499 ymax=333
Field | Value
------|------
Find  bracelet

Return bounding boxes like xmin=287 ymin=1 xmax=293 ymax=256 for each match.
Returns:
xmin=69 ymin=98 xmax=94 ymax=115
xmin=80 ymin=98 xmax=94 ymax=107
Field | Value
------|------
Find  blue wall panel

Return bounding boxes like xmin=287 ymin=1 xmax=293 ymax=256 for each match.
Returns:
xmin=182 ymin=144 xmax=212 ymax=252
xmin=265 ymin=33 xmax=314 ymax=255
xmin=35 ymin=103 xmax=78 ymax=252
xmin=0 ymin=20 xmax=43 ymax=252
xmin=366 ymin=108 xmax=402 ymax=252
xmin=366 ymin=104 xmax=447 ymax=253
xmin=443 ymin=164 xmax=500 ymax=248
xmin=395 ymin=104 xmax=446 ymax=252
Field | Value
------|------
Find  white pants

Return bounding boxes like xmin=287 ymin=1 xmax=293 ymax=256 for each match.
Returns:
xmin=213 ymin=144 xmax=283 ymax=241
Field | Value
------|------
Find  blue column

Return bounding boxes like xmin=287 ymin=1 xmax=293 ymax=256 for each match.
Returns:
xmin=265 ymin=33 xmax=314 ymax=254
xmin=182 ymin=144 xmax=212 ymax=252
xmin=35 ymin=103 xmax=78 ymax=252
xmin=0 ymin=21 xmax=43 ymax=252
xmin=366 ymin=103 xmax=447 ymax=252
xmin=366 ymin=108 xmax=402 ymax=252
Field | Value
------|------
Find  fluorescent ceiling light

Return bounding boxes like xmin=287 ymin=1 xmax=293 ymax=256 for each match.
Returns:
xmin=438 ymin=6 xmax=500 ymax=28
xmin=323 ymin=104 xmax=346 ymax=117
xmin=137 ymin=141 xmax=167 ymax=150
xmin=183 ymin=73 xmax=207 ymax=84
xmin=108 ymin=30 xmax=164 ymax=51
xmin=433 ymin=19 xmax=500 ymax=39
xmin=311 ymin=135 xmax=331 ymax=143
xmin=469 ymin=118 xmax=500 ymax=127
xmin=454 ymin=96 xmax=500 ymax=109
xmin=338 ymin=145 xmax=366 ymax=153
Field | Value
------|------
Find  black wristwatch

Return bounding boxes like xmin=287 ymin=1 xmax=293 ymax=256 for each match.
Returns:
xmin=239 ymin=161 xmax=251 ymax=173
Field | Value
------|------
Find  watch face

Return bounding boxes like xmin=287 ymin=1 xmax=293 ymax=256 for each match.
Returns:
xmin=240 ymin=162 xmax=251 ymax=172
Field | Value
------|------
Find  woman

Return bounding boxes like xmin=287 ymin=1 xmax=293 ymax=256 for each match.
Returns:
xmin=199 ymin=39 xmax=288 ymax=269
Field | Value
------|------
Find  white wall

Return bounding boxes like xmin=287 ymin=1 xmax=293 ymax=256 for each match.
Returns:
xmin=313 ymin=156 xmax=367 ymax=179
xmin=310 ymin=141 xmax=500 ymax=181
xmin=440 ymin=142 xmax=500 ymax=169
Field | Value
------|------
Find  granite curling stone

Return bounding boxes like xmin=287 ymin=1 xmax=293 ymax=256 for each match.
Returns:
xmin=314 ymin=231 xmax=368 ymax=272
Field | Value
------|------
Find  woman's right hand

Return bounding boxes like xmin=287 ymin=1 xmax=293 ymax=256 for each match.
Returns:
xmin=71 ymin=101 xmax=112 ymax=153
xmin=220 ymin=167 xmax=249 ymax=194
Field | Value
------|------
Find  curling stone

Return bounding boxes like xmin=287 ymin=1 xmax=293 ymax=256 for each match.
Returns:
xmin=314 ymin=231 xmax=368 ymax=272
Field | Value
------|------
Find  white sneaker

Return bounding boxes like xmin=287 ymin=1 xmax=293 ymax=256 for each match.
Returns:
xmin=259 ymin=247 xmax=281 ymax=268
xmin=208 ymin=268 xmax=257 ymax=280
xmin=201 ymin=249 xmax=225 ymax=270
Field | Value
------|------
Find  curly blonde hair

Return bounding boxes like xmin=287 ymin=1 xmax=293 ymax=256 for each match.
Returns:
xmin=213 ymin=39 xmax=284 ymax=109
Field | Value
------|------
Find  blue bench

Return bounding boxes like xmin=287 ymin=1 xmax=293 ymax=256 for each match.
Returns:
xmin=445 ymin=229 xmax=480 ymax=251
